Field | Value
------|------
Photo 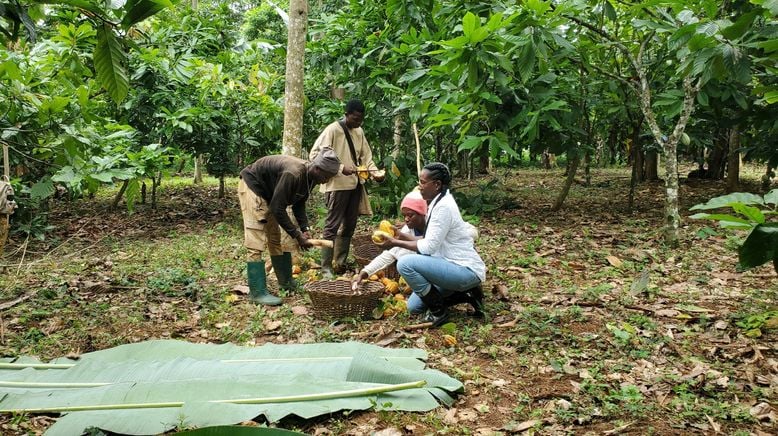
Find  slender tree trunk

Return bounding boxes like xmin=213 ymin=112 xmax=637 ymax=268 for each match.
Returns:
xmin=644 ymin=151 xmax=658 ymax=180
xmin=331 ymin=86 xmax=345 ymax=100
xmin=478 ymin=148 xmax=489 ymax=174
xmin=707 ymin=131 xmax=727 ymax=179
xmin=552 ymin=152 xmax=581 ymax=211
xmin=151 ymin=176 xmax=158 ymax=209
xmin=628 ymin=141 xmax=639 ymax=213
xmin=219 ymin=176 xmax=225 ymax=198
xmin=762 ymin=164 xmax=775 ymax=192
xmin=541 ymin=151 xmax=556 ymax=169
xmin=583 ymin=152 xmax=591 ymax=186
xmin=391 ymin=115 xmax=403 ymax=157
xmin=281 ymin=0 xmax=308 ymax=158
xmin=141 ymin=181 xmax=147 ymax=204
xmin=726 ymin=127 xmax=740 ymax=193
xmin=111 ymin=180 xmax=129 ymax=210
xmin=638 ymin=72 xmax=700 ymax=246
xmin=193 ymin=154 xmax=204 ymax=184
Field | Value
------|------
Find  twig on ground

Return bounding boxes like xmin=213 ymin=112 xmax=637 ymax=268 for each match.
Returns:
xmin=402 ymin=321 xmax=434 ymax=330
xmin=0 ymin=293 xmax=32 ymax=311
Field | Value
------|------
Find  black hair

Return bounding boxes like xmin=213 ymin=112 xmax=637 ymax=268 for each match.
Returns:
xmin=423 ymin=162 xmax=451 ymax=195
xmin=345 ymin=99 xmax=365 ymax=114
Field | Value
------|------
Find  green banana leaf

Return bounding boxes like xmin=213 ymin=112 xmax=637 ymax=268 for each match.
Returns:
xmin=174 ymin=426 xmax=304 ymax=436
xmin=0 ymin=340 xmax=462 ymax=435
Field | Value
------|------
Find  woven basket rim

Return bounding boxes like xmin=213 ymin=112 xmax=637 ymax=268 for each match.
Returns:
xmin=305 ymin=279 xmax=385 ymax=296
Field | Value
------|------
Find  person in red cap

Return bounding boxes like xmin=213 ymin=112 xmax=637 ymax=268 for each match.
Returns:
xmin=351 ymin=191 xmax=428 ymax=288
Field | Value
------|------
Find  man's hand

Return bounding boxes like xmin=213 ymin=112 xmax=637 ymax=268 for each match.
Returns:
xmin=371 ymin=169 xmax=386 ymax=182
xmin=342 ymin=165 xmax=355 ymax=176
xmin=351 ymin=270 xmax=368 ymax=291
xmin=296 ymin=233 xmax=314 ymax=250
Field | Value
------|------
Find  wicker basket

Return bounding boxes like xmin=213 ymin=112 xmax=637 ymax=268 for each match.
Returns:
xmin=351 ymin=234 xmax=373 ymax=251
xmin=352 ymin=240 xmax=399 ymax=279
xmin=305 ymin=280 xmax=385 ymax=319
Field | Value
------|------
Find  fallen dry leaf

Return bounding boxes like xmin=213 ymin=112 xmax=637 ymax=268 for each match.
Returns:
xmin=442 ymin=407 xmax=458 ymax=424
xmin=290 ymin=305 xmax=308 ymax=315
xmin=606 ymin=255 xmax=623 ymax=267
xmin=491 ymin=283 xmax=510 ymax=301
xmin=372 ymin=428 xmax=403 ymax=436
xmin=232 ymin=285 xmax=249 ymax=295
xmin=503 ymin=419 xmax=541 ymax=432
xmin=263 ymin=320 xmax=282 ymax=331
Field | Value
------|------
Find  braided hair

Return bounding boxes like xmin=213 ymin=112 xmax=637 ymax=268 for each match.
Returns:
xmin=423 ymin=162 xmax=451 ymax=196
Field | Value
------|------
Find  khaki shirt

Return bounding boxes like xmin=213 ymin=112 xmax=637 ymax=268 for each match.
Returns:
xmin=309 ymin=120 xmax=379 ymax=193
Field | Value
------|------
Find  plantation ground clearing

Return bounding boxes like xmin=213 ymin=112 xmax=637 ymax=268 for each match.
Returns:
xmin=0 ymin=167 xmax=776 ymax=435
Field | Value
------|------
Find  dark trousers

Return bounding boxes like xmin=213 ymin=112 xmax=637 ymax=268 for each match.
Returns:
xmin=322 ymin=187 xmax=362 ymax=240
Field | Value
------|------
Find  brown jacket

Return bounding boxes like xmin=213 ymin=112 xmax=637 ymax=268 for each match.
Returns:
xmin=240 ymin=155 xmax=313 ymax=238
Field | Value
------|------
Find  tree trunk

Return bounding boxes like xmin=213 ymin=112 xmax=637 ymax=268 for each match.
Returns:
xmin=151 ymin=176 xmax=158 ymax=209
xmin=281 ymin=0 xmax=308 ymax=158
xmin=478 ymin=148 xmax=489 ymax=175
xmin=706 ymin=132 xmax=727 ymax=179
xmin=552 ymin=153 xmax=580 ymax=211
xmin=193 ymin=154 xmax=204 ymax=184
xmin=141 ymin=181 xmax=147 ymax=204
xmin=644 ymin=151 xmax=658 ymax=180
xmin=762 ymin=164 xmax=775 ymax=192
xmin=638 ymin=71 xmax=700 ymax=246
xmin=219 ymin=176 xmax=225 ymax=198
xmin=331 ymin=86 xmax=345 ymax=100
xmin=628 ymin=141 xmax=639 ymax=213
xmin=541 ymin=151 xmax=556 ymax=169
xmin=111 ymin=180 xmax=129 ymax=210
xmin=583 ymin=152 xmax=591 ymax=186
xmin=726 ymin=127 xmax=740 ymax=193
xmin=391 ymin=114 xmax=403 ymax=158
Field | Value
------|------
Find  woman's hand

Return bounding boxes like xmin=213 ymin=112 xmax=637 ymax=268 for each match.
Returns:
xmin=375 ymin=236 xmax=395 ymax=249
xmin=351 ymin=270 xmax=369 ymax=291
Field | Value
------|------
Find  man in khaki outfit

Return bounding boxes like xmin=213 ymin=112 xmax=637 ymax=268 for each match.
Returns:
xmin=238 ymin=150 xmax=340 ymax=305
xmin=309 ymin=100 xmax=383 ymax=278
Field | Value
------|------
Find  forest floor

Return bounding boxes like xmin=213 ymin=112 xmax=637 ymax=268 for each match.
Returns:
xmin=0 ymin=166 xmax=776 ymax=435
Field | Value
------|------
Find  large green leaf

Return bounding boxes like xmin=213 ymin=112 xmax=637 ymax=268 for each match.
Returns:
xmin=94 ymin=23 xmax=128 ymax=103
xmin=121 ymin=0 xmax=173 ymax=29
xmin=738 ymin=223 xmax=778 ymax=272
xmin=0 ymin=340 xmax=462 ymax=435
xmin=690 ymin=192 xmax=765 ymax=210
xmin=765 ymin=189 xmax=778 ymax=206
xmin=174 ymin=426 xmax=304 ymax=436
xmin=36 ymin=0 xmax=104 ymax=17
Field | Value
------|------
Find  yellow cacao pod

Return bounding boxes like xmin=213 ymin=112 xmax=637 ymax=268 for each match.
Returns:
xmin=378 ymin=220 xmax=396 ymax=236
xmin=371 ymin=230 xmax=392 ymax=244
xmin=357 ymin=165 xmax=369 ymax=181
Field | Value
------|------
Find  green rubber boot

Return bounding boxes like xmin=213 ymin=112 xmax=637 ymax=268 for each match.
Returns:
xmin=247 ymin=261 xmax=282 ymax=306
xmin=320 ymin=246 xmax=334 ymax=279
xmin=270 ymin=252 xmax=298 ymax=292
xmin=333 ymin=236 xmax=352 ymax=274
